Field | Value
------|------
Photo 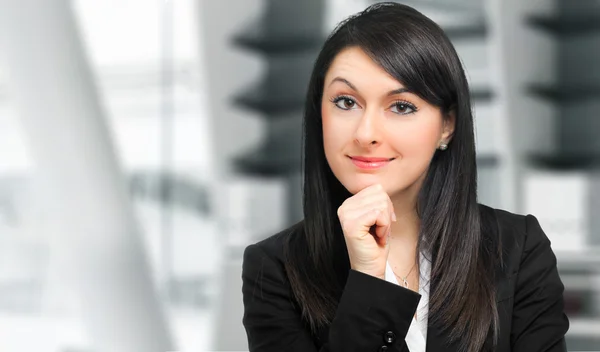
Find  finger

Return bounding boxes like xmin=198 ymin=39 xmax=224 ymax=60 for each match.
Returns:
xmin=362 ymin=190 xmax=395 ymax=224
xmin=356 ymin=187 xmax=395 ymax=222
xmin=354 ymin=197 xmax=393 ymax=223
xmin=355 ymin=209 xmax=382 ymax=236
xmin=345 ymin=206 xmax=390 ymax=247
xmin=344 ymin=189 xmax=389 ymax=210
xmin=362 ymin=189 xmax=395 ymax=223
xmin=369 ymin=193 xmax=397 ymax=222
xmin=341 ymin=199 xmax=387 ymax=219
xmin=374 ymin=209 xmax=391 ymax=241
xmin=340 ymin=185 xmax=395 ymax=224
xmin=354 ymin=183 xmax=385 ymax=198
xmin=346 ymin=200 xmax=389 ymax=226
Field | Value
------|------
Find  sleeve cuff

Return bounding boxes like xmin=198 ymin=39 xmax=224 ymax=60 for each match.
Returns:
xmin=330 ymin=269 xmax=421 ymax=347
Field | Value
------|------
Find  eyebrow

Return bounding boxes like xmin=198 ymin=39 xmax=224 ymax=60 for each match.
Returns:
xmin=328 ymin=76 xmax=411 ymax=96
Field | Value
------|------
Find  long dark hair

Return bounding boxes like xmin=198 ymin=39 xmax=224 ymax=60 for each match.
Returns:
xmin=283 ymin=3 xmax=500 ymax=351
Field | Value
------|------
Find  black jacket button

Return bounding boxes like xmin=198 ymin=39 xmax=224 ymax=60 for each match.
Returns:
xmin=378 ymin=346 xmax=389 ymax=352
xmin=383 ymin=331 xmax=396 ymax=344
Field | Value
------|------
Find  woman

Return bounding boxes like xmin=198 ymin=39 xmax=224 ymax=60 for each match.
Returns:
xmin=241 ymin=3 xmax=569 ymax=352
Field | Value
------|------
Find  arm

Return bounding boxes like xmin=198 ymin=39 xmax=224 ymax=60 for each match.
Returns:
xmin=511 ymin=215 xmax=570 ymax=351
xmin=242 ymin=244 xmax=420 ymax=352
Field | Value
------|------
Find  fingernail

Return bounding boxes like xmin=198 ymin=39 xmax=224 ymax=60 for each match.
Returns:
xmin=392 ymin=212 xmax=397 ymax=222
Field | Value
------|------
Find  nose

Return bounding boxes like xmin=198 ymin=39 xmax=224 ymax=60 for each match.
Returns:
xmin=354 ymin=108 xmax=383 ymax=148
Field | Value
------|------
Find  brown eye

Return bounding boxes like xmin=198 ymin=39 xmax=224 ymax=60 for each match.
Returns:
xmin=391 ymin=101 xmax=417 ymax=115
xmin=333 ymin=97 xmax=358 ymax=110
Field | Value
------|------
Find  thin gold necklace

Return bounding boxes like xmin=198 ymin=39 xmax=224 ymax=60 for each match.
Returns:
xmin=393 ymin=262 xmax=417 ymax=289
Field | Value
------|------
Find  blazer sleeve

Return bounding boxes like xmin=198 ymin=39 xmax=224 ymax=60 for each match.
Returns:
xmin=511 ymin=215 xmax=570 ymax=351
xmin=242 ymin=243 xmax=421 ymax=352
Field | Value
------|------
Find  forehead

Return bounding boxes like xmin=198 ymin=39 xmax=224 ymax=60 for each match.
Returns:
xmin=324 ymin=46 xmax=405 ymax=90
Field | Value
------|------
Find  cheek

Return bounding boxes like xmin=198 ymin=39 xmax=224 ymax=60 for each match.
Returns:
xmin=388 ymin=117 xmax=442 ymax=155
xmin=321 ymin=107 xmax=348 ymax=153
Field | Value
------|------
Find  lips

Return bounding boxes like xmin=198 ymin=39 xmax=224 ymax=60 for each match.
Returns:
xmin=349 ymin=156 xmax=394 ymax=162
xmin=348 ymin=156 xmax=394 ymax=170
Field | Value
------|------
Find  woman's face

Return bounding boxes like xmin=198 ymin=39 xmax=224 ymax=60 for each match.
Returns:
xmin=321 ymin=46 xmax=455 ymax=198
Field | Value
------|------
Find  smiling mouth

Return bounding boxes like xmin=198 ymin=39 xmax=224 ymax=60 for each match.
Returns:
xmin=348 ymin=156 xmax=395 ymax=170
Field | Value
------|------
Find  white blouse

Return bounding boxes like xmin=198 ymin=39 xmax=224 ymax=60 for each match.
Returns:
xmin=385 ymin=253 xmax=431 ymax=352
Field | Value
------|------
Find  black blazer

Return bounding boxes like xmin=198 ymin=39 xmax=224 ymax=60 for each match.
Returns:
xmin=241 ymin=205 xmax=570 ymax=351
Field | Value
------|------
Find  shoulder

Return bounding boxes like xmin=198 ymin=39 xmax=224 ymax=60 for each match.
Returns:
xmin=478 ymin=203 xmax=546 ymax=247
xmin=479 ymin=202 xmax=528 ymax=232
xmin=242 ymin=220 xmax=305 ymax=275
xmin=478 ymin=203 xmax=553 ymax=275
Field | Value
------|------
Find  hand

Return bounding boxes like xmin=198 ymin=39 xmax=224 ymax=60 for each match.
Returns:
xmin=337 ymin=184 xmax=396 ymax=280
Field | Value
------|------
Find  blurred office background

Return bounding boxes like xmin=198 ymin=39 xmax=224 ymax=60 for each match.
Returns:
xmin=0 ymin=0 xmax=598 ymax=351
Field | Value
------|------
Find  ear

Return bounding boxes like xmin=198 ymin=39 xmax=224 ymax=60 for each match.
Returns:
xmin=441 ymin=109 xmax=456 ymax=143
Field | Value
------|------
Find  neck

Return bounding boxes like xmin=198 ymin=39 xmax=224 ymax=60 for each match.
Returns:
xmin=387 ymin=193 xmax=421 ymax=284
xmin=389 ymin=203 xmax=419 ymax=246
xmin=389 ymin=180 xmax=421 ymax=246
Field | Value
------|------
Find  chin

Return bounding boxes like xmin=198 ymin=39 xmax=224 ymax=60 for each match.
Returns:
xmin=340 ymin=175 xmax=390 ymax=194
